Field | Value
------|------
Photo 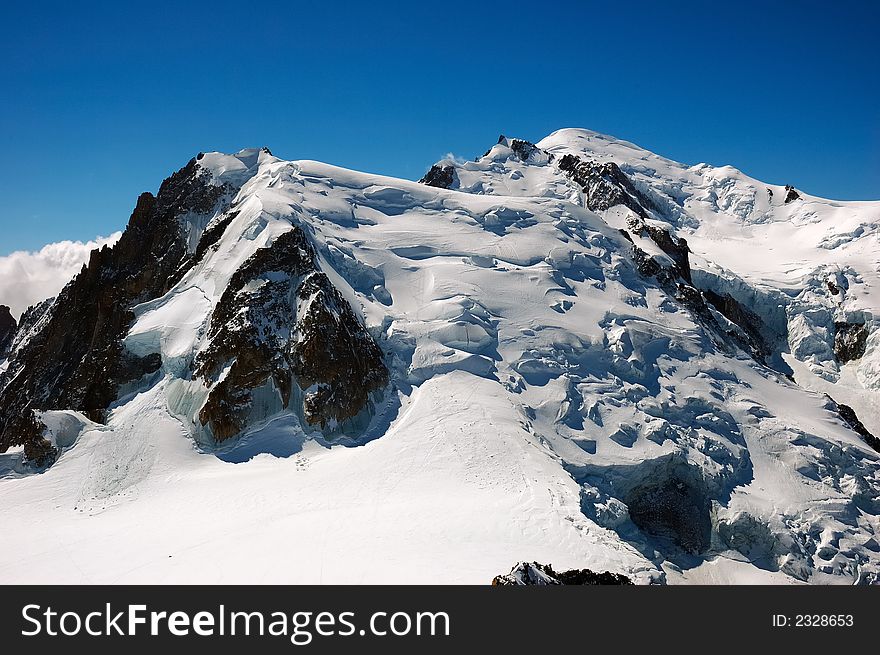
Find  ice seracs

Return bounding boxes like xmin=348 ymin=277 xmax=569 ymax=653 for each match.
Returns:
xmin=0 ymin=129 xmax=879 ymax=585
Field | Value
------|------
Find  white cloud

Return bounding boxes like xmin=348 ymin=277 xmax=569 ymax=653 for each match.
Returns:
xmin=0 ymin=232 xmax=123 ymax=320
xmin=442 ymin=152 xmax=469 ymax=165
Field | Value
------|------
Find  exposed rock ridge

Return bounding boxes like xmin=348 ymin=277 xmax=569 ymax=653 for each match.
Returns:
xmin=492 ymin=561 xmax=634 ymax=585
xmin=419 ymin=164 xmax=457 ymax=189
xmin=833 ymin=400 xmax=880 ymax=453
xmin=551 ymin=150 xmax=797 ymax=372
xmin=626 ymin=217 xmax=692 ymax=284
xmin=195 ymin=227 xmax=388 ymax=441
xmin=703 ymin=290 xmax=773 ymax=362
xmin=0 ymin=305 xmax=15 ymax=358
xmin=1 ymin=297 xmax=55 ymax=373
xmin=558 ymin=153 xmax=656 ymax=217
xmin=499 ymin=135 xmax=548 ymax=163
xmin=0 ymin=158 xmax=242 ymax=464
xmin=556 ymin=152 xmax=691 ymax=283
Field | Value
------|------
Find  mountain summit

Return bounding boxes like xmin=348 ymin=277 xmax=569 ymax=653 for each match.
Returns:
xmin=1 ymin=129 xmax=878 ymax=584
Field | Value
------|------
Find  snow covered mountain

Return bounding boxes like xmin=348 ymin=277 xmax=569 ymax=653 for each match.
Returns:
xmin=1 ymin=129 xmax=879 ymax=584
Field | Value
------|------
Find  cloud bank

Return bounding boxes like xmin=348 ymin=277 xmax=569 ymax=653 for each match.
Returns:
xmin=0 ymin=233 xmax=123 ymax=320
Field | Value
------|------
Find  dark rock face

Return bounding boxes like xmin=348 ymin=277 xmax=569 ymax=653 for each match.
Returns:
xmin=488 ymin=135 xmax=552 ymax=163
xmin=631 ymin=244 xmax=667 ymax=282
xmin=704 ymin=290 xmax=770 ymax=361
xmin=291 ymin=272 xmax=388 ymax=429
xmin=0 ymin=305 xmax=16 ymax=357
xmin=419 ymin=164 xmax=457 ymax=189
xmin=8 ymin=411 xmax=52 ymax=466
xmin=0 ymin=298 xmax=54 ymax=376
xmin=191 ymin=210 xmax=240 ymax=266
xmin=195 ymin=228 xmax=313 ymax=440
xmin=784 ymin=185 xmax=800 ymax=203
xmin=195 ymin=227 xmax=388 ymax=441
xmin=626 ymin=218 xmax=692 ymax=284
xmin=508 ymin=138 xmax=541 ymax=162
xmin=492 ymin=561 xmax=633 ymax=586
xmin=675 ymin=283 xmax=709 ymax=316
xmin=834 ymin=321 xmax=869 ymax=363
xmin=552 ymin=567 xmax=633 ymax=585
xmin=836 ymin=402 xmax=880 ymax=453
xmin=556 ymin=153 xmax=690 ymax=283
xmin=0 ymin=158 xmax=236 ymax=457
xmin=558 ymin=154 xmax=653 ymax=216
xmin=675 ymin=285 xmax=792 ymax=376
xmin=554 ymin=150 xmax=786 ymax=375
xmin=625 ymin=470 xmax=712 ymax=555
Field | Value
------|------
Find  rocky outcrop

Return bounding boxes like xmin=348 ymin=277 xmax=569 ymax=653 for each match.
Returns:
xmin=835 ymin=402 xmax=880 ymax=453
xmin=626 ymin=218 xmax=692 ymax=283
xmin=485 ymin=135 xmax=549 ymax=164
xmin=419 ymin=164 xmax=457 ymax=189
xmin=0 ymin=157 xmax=237 ymax=458
xmin=2 ymin=151 xmax=385 ymax=457
xmin=625 ymin=465 xmax=712 ymax=555
xmin=556 ymin=153 xmax=691 ymax=283
xmin=1 ymin=298 xmax=54 ymax=371
xmin=784 ymin=185 xmax=800 ymax=203
xmin=0 ymin=305 xmax=15 ymax=357
xmin=834 ymin=321 xmax=869 ymax=363
xmin=191 ymin=210 xmax=240 ymax=266
xmin=291 ymin=272 xmax=388 ymax=428
xmin=704 ymin=290 xmax=771 ymax=361
xmin=675 ymin=283 xmax=771 ymax=367
xmin=492 ymin=561 xmax=633 ymax=585
xmin=506 ymin=137 xmax=543 ymax=162
xmin=631 ymin=244 xmax=670 ymax=282
xmin=195 ymin=227 xmax=388 ymax=441
xmin=6 ymin=411 xmax=52 ymax=466
xmin=616 ymin=194 xmax=794 ymax=375
xmin=558 ymin=154 xmax=654 ymax=217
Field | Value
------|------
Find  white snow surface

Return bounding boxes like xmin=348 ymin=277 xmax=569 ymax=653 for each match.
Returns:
xmin=2 ymin=132 xmax=879 ymax=584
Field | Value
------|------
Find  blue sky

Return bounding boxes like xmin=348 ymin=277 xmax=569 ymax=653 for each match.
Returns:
xmin=1 ymin=0 xmax=878 ymax=254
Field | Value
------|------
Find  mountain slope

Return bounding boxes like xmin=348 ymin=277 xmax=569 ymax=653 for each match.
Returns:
xmin=0 ymin=130 xmax=878 ymax=584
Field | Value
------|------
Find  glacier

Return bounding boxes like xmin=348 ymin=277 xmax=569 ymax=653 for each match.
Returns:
xmin=0 ymin=129 xmax=878 ymax=584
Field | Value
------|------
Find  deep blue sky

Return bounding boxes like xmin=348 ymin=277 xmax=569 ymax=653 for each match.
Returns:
xmin=2 ymin=1 xmax=878 ymax=254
